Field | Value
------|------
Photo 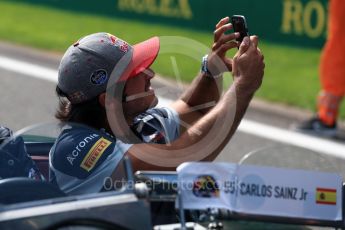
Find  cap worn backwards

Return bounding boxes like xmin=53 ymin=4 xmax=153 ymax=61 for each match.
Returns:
xmin=57 ymin=32 xmax=160 ymax=104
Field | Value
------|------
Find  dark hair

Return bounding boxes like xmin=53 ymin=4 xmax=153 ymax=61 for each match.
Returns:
xmin=55 ymin=86 xmax=107 ymax=130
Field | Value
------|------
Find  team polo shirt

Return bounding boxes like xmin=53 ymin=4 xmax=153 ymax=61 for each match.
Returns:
xmin=49 ymin=107 xmax=180 ymax=195
xmin=131 ymin=107 xmax=179 ymax=144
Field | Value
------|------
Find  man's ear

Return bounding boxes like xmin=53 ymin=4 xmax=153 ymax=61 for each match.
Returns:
xmin=98 ymin=93 xmax=106 ymax=107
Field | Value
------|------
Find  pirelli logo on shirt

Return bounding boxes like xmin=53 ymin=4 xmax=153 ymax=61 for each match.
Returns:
xmin=80 ymin=137 xmax=111 ymax=172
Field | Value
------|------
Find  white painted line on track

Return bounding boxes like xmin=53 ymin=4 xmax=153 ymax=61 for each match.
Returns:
xmin=239 ymin=120 xmax=345 ymax=159
xmin=0 ymin=55 xmax=57 ymax=83
xmin=1 ymin=54 xmax=345 ymax=158
xmin=158 ymin=97 xmax=345 ymax=159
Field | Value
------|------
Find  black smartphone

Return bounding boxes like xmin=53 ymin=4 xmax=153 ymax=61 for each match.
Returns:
xmin=231 ymin=15 xmax=249 ymax=43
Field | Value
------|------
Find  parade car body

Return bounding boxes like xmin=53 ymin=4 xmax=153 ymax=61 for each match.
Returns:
xmin=0 ymin=123 xmax=344 ymax=230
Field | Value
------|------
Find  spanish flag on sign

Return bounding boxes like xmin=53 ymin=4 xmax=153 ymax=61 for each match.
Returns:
xmin=316 ymin=188 xmax=337 ymax=205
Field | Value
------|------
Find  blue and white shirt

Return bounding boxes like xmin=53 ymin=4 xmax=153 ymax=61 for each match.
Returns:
xmin=131 ymin=107 xmax=179 ymax=144
xmin=49 ymin=107 xmax=180 ymax=195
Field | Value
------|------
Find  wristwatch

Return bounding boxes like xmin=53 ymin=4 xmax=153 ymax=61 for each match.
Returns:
xmin=201 ymin=54 xmax=212 ymax=76
xmin=201 ymin=54 xmax=222 ymax=79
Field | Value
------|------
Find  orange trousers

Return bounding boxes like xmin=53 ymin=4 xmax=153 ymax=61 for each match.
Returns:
xmin=318 ymin=0 xmax=345 ymax=125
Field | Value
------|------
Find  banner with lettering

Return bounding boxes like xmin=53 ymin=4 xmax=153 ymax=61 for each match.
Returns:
xmin=177 ymin=162 xmax=342 ymax=221
xmin=7 ymin=0 xmax=328 ymax=48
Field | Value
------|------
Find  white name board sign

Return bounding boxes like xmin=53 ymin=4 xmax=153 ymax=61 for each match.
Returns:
xmin=177 ymin=162 xmax=342 ymax=221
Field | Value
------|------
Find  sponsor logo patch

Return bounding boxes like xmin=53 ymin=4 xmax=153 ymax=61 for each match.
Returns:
xmin=66 ymin=133 xmax=99 ymax=165
xmin=117 ymin=40 xmax=129 ymax=53
xmin=192 ymin=175 xmax=220 ymax=198
xmin=316 ymin=187 xmax=336 ymax=205
xmin=90 ymin=69 xmax=108 ymax=85
xmin=80 ymin=137 xmax=111 ymax=172
xmin=106 ymin=33 xmax=129 ymax=53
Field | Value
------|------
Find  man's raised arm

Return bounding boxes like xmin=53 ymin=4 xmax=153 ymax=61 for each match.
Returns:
xmin=128 ymin=36 xmax=264 ymax=171
xmin=171 ymin=17 xmax=240 ymax=132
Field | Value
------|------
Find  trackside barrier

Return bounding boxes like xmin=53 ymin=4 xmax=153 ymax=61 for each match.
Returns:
xmin=7 ymin=0 xmax=328 ymax=48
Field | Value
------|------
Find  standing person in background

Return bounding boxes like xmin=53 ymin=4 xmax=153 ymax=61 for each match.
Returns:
xmin=297 ymin=0 xmax=345 ymax=137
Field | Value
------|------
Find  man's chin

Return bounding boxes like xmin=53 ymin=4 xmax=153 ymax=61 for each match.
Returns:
xmin=149 ymin=96 xmax=159 ymax=108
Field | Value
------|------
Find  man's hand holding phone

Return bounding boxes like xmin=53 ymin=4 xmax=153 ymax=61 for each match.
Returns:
xmin=206 ymin=15 xmax=263 ymax=84
xmin=206 ymin=17 xmax=240 ymax=76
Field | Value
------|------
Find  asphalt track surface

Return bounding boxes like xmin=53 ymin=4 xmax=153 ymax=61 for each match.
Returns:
xmin=1 ymin=41 xmax=345 ymax=181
